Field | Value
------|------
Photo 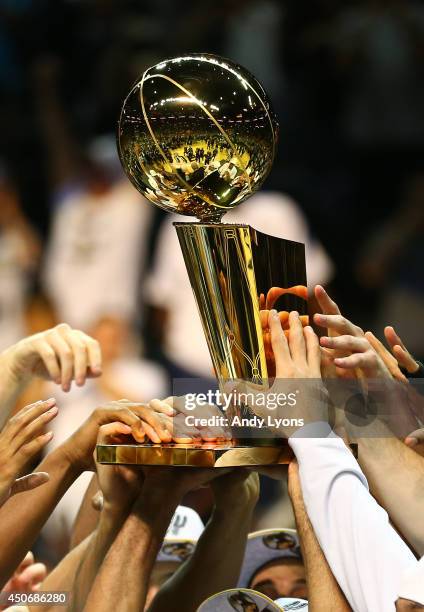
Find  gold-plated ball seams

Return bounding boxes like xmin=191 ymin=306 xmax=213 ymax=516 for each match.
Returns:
xmin=118 ymin=54 xmax=278 ymax=222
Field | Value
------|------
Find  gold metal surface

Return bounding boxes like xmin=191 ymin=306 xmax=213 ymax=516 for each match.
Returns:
xmin=117 ymin=54 xmax=278 ymax=222
xmin=175 ymin=223 xmax=307 ymax=384
xmin=97 ymin=54 xmax=307 ymax=467
xmin=96 ymin=442 xmax=292 ymax=467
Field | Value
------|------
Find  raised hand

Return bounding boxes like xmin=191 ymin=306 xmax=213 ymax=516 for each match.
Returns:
xmin=2 ymin=323 xmax=102 ymax=392
xmin=0 ymin=552 xmax=47 ymax=610
xmin=384 ymin=326 xmax=420 ymax=375
xmin=364 ymin=331 xmax=407 ymax=382
xmin=319 ymin=334 xmax=391 ymax=379
xmin=60 ymin=399 xmax=175 ymax=471
xmin=0 ymin=399 xmax=57 ymax=507
xmin=240 ymin=310 xmax=326 ymax=438
xmin=149 ymin=396 xmax=232 ymax=442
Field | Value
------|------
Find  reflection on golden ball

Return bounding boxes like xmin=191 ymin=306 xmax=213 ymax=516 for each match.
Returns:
xmin=117 ymin=54 xmax=278 ymax=222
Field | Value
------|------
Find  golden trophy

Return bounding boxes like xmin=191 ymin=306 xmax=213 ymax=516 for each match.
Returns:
xmin=97 ymin=54 xmax=308 ymax=467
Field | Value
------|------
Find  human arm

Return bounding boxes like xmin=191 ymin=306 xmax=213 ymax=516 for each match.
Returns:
xmin=0 ymin=401 xmax=162 ymax=587
xmin=0 ymin=443 xmax=81 ymax=588
xmin=69 ymin=474 xmax=100 ymax=550
xmin=289 ymin=428 xmax=417 ymax=612
xmin=69 ymin=421 xmax=145 ymax=611
xmin=148 ymin=470 xmax=259 ymax=612
xmin=265 ymin=301 xmax=417 ymax=611
xmin=314 ymin=285 xmax=424 ymax=555
xmin=82 ymin=467 xmax=224 ymax=612
xmin=288 ymin=460 xmax=352 ymax=612
xmin=25 ymin=537 xmax=93 ymax=612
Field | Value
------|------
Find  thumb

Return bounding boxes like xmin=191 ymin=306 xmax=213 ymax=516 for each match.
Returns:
xmin=10 ymin=472 xmax=50 ymax=496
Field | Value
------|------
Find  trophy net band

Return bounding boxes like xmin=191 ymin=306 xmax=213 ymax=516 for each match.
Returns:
xmin=97 ymin=223 xmax=308 ymax=467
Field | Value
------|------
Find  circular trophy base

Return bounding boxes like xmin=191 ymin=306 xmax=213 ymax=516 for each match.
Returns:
xmin=96 ymin=442 xmax=293 ymax=468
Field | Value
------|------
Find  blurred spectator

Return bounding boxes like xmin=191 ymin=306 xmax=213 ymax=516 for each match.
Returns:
xmin=0 ymin=174 xmax=40 ymax=351
xmin=43 ymin=169 xmax=153 ymax=330
xmin=33 ymin=58 xmax=154 ymax=330
xmin=145 ymin=191 xmax=333 ymax=379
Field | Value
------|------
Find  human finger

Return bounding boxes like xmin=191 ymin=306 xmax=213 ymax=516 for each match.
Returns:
xmin=10 ymin=472 xmax=50 ymax=497
xmin=288 ymin=311 xmax=306 ymax=363
xmin=11 ymin=403 xmax=58 ymax=451
xmin=48 ymin=325 xmax=75 ymax=391
xmin=269 ymin=309 xmax=291 ymax=376
xmin=314 ymin=284 xmax=341 ymax=315
xmin=18 ymin=562 xmax=47 ymax=588
xmin=94 ymin=407 xmax=145 ymax=442
xmin=304 ymin=326 xmax=321 ymax=376
xmin=4 ymin=399 xmax=56 ymax=446
xmin=314 ymin=313 xmax=363 ymax=337
xmin=365 ymin=331 xmax=407 ymax=381
xmin=79 ymin=332 xmax=102 ymax=378
xmin=97 ymin=422 xmax=133 ymax=444
xmin=392 ymin=345 xmax=419 ymax=374
xmin=34 ymin=340 xmax=61 ymax=384
xmin=320 ymin=335 xmax=370 ymax=353
xmin=62 ymin=329 xmax=89 ymax=387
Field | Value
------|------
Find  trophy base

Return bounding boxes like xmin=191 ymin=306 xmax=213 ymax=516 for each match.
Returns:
xmin=96 ymin=441 xmax=293 ymax=468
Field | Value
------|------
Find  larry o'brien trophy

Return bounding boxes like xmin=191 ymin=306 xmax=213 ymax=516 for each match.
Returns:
xmin=97 ymin=54 xmax=308 ymax=467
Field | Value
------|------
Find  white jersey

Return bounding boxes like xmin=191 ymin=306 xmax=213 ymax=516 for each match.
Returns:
xmin=289 ymin=424 xmax=417 ymax=612
xmin=44 ymin=180 xmax=152 ymax=331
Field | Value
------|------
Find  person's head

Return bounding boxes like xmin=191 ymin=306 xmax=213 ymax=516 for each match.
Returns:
xmin=197 ymin=588 xmax=282 ymax=612
xmin=79 ymin=134 xmax=123 ymax=196
xmin=238 ymin=529 xmax=306 ymax=600
xmin=249 ymin=557 xmax=307 ymax=601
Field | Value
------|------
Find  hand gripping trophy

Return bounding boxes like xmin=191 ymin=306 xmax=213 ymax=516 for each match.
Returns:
xmin=96 ymin=54 xmax=308 ymax=468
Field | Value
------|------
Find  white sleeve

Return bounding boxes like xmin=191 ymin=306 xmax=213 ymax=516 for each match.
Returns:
xmin=289 ymin=424 xmax=417 ymax=612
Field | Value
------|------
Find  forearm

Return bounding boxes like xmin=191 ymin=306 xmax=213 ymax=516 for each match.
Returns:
xmin=71 ymin=506 xmax=126 ymax=611
xmin=0 ymin=446 xmax=81 ymax=586
xmin=149 ymin=500 xmax=254 ymax=612
xmin=357 ymin=434 xmax=424 ymax=556
xmin=0 ymin=349 xmax=30 ymax=427
xmin=291 ymin=488 xmax=352 ymax=611
xmin=83 ymin=482 xmax=181 ymax=612
xmin=70 ymin=474 xmax=100 ymax=550
xmin=27 ymin=536 xmax=92 ymax=612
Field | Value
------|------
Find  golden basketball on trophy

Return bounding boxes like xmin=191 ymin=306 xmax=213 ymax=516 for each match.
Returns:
xmin=97 ymin=53 xmax=308 ymax=467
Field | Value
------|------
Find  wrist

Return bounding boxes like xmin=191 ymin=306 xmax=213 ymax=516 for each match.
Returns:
xmin=0 ymin=345 xmax=30 ymax=390
xmin=140 ymin=478 xmax=184 ymax=504
xmin=54 ymin=443 xmax=84 ymax=480
xmin=99 ymin=501 xmax=129 ymax=535
xmin=133 ymin=479 xmax=183 ymax=519
xmin=215 ymin=486 xmax=257 ymax=512
xmin=214 ymin=488 xmax=257 ymax=519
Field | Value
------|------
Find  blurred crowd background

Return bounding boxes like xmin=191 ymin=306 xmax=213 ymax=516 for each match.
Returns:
xmin=0 ymin=0 xmax=423 ymax=567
